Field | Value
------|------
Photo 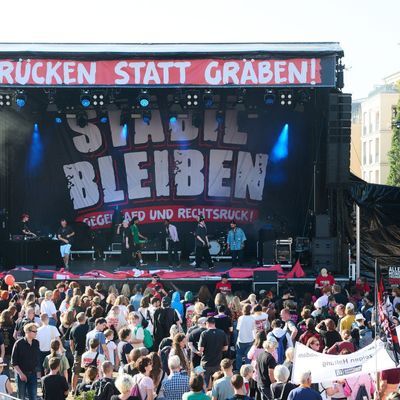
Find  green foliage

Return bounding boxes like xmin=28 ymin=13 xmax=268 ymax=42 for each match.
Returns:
xmin=74 ymin=390 xmax=96 ymax=400
xmin=387 ymin=93 xmax=400 ymax=186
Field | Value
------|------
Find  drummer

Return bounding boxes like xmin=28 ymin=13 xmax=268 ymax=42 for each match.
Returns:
xmin=226 ymin=220 xmax=246 ymax=266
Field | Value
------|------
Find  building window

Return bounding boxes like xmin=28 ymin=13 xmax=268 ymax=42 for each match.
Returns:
xmin=369 ymin=140 xmax=373 ymax=164
xmin=369 ymin=111 xmax=372 ymax=134
xmin=375 ymin=138 xmax=379 ymax=163
xmin=375 ymin=170 xmax=379 ymax=184
xmin=375 ymin=112 xmax=379 ymax=132
xmin=362 ymin=142 xmax=367 ymax=165
xmin=363 ymin=112 xmax=367 ymax=136
xmin=369 ymin=171 xmax=373 ymax=183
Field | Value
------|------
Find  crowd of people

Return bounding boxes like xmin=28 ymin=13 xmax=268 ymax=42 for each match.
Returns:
xmin=0 ymin=269 xmax=398 ymax=400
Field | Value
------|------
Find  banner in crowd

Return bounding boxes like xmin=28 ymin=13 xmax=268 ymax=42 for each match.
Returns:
xmin=292 ymin=340 xmax=396 ymax=384
xmin=0 ymin=56 xmax=336 ymax=87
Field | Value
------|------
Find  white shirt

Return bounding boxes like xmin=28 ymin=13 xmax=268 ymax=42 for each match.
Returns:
xmin=36 ymin=324 xmax=60 ymax=352
xmin=166 ymin=224 xmax=179 ymax=242
xmin=253 ymin=312 xmax=270 ymax=333
xmin=81 ymin=350 xmax=106 ymax=369
xmin=106 ymin=340 xmax=117 ymax=365
xmin=130 ymin=324 xmax=144 ymax=348
xmin=267 ymin=328 xmax=293 ymax=348
xmin=237 ymin=315 xmax=256 ymax=343
xmin=40 ymin=300 xmax=57 ymax=317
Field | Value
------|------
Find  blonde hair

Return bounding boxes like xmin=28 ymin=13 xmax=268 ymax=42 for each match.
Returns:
xmin=115 ymin=374 xmax=134 ymax=394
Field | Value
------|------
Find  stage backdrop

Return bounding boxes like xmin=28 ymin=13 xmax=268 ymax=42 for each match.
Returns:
xmin=7 ymin=102 xmax=317 ymax=252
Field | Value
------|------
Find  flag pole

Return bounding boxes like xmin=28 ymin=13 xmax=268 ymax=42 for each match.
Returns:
xmin=374 ymin=258 xmax=380 ymax=399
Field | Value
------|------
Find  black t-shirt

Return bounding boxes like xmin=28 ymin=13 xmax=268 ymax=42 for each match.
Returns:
xmin=119 ymin=342 xmax=133 ymax=365
xmin=159 ymin=337 xmax=173 ymax=351
xmin=334 ymin=293 xmax=348 ymax=306
xmin=92 ymin=377 xmax=119 ymax=399
xmin=270 ymin=382 xmax=298 ymax=400
xmin=154 ymin=308 xmax=179 ymax=339
xmin=320 ymin=329 xmax=342 ymax=349
xmin=198 ymin=328 xmax=227 ymax=367
xmin=121 ymin=227 xmax=133 ymax=246
xmin=19 ymin=221 xmax=30 ymax=235
xmin=188 ymin=326 xmax=206 ymax=348
xmin=195 ymin=224 xmax=208 ymax=246
xmin=42 ymin=374 xmax=69 ymax=400
xmin=70 ymin=323 xmax=89 ymax=355
xmin=214 ymin=314 xmax=232 ymax=335
xmin=256 ymin=351 xmax=277 ymax=388
xmin=58 ymin=225 xmax=74 ymax=244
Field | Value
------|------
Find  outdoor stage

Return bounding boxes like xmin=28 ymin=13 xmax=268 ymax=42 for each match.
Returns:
xmin=0 ymin=42 xmax=354 ymax=281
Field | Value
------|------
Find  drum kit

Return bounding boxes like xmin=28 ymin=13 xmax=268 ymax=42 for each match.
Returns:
xmin=208 ymin=231 xmax=229 ymax=256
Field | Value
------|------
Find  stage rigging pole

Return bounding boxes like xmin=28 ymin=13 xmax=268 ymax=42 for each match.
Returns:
xmin=356 ymin=204 xmax=361 ymax=279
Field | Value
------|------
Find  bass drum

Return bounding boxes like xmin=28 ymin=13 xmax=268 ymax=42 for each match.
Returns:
xmin=209 ymin=240 xmax=221 ymax=256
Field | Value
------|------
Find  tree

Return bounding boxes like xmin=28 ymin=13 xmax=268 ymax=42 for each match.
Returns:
xmin=387 ymin=84 xmax=400 ymax=186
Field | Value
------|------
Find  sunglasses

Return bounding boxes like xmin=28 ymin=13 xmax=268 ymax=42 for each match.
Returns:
xmin=30 ymin=330 xmax=37 ymax=333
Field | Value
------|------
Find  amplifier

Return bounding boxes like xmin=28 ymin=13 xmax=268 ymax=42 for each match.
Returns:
xmin=111 ymin=243 xmax=122 ymax=251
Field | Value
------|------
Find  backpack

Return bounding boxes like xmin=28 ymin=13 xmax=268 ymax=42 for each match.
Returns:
xmin=139 ymin=311 xmax=149 ymax=329
xmin=130 ymin=375 xmax=144 ymax=400
xmin=160 ymin=345 xmax=172 ymax=374
xmin=143 ymin=328 xmax=153 ymax=349
xmin=271 ymin=383 xmax=287 ymax=400
xmin=271 ymin=333 xmax=288 ymax=364
xmin=93 ymin=379 xmax=117 ymax=400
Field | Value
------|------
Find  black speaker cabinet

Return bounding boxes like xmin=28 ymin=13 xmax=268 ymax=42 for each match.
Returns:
xmin=9 ymin=270 xmax=34 ymax=283
xmin=253 ymin=270 xmax=279 ymax=294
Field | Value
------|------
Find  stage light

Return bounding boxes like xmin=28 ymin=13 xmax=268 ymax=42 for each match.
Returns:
xmin=15 ymin=91 xmax=27 ymax=108
xmin=264 ymin=90 xmax=276 ymax=105
xmin=271 ymin=124 xmax=289 ymax=162
xmin=98 ymin=110 xmax=108 ymax=124
xmin=92 ymin=93 xmax=105 ymax=107
xmin=100 ymin=115 xmax=108 ymax=124
xmin=120 ymin=110 xmax=130 ymax=126
xmin=279 ymin=91 xmax=293 ymax=107
xmin=142 ymin=110 xmax=152 ymax=125
xmin=28 ymin=123 xmax=44 ymax=172
xmin=185 ymin=91 xmax=200 ymax=108
xmin=55 ymin=116 xmax=63 ymax=124
xmin=80 ymin=90 xmax=91 ymax=108
xmin=216 ymin=110 xmax=224 ymax=125
xmin=203 ymin=90 xmax=213 ymax=108
xmin=169 ymin=115 xmax=177 ymax=123
xmin=137 ymin=90 xmax=150 ymax=108
xmin=0 ymin=94 xmax=12 ymax=107
xmin=76 ymin=111 xmax=88 ymax=128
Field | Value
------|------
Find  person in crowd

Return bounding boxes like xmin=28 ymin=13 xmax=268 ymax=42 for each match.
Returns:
xmin=117 ymin=327 xmax=133 ymax=370
xmin=128 ymin=313 xmax=145 ymax=349
xmin=146 ymin=275 xmax=168 ymax=300
xmin=188 ymin=317 xmax=207 ymax=368
xmin=110 ymin=373 xmax=135 ymax=400
xmin=211 ymin=358 xmax=234 ymax=400
xmin=182 ymin=291 xmax=196 ymax=330
xmin=326 ymin=329 xmax=355 ymax=354
xmin=0 ymin=309 xmax=16 ymax=363
xmin=345 ymin=373 xmax=375 ymax=400
xmin=159 ymin=323 xmax=181 ymax=352
xmin=171 ymin=291 xmax=184 ymax=319
xmin=352 ymin=313 xmax=373 ymax=349
xmin=153 ymin=296 xmax=181 ymax=350
xmin=183 ymin=373 xmax=210 ymax=400
xmin=216 ymin=274 xmax=232 ymax=296
xmin=280 ymin=308 xmax=298 ymax=340
xmin=0 ymin=357 xmax=13 ymax=397
xmin=226 ymin=220 xmax=247 ymax=267
xmin=105 ymin=329 xmax=119 ymax=367
xmin=131 ymin=356 xmax=154 ymax=400
xmin=161 ymin=355 xmax=190 ymax=400
xmin=42 ymin=339 xmax=69 ymax=380
xmin=380 ymin=368 xmax=400 ymax=400
xmin=165 ymin=218 xmax=180 ymax=268
xmin=339 ymin=303 xmax=356 ymax=332
xmin=247 ymin=330 xmax=266 ymax=390
xmin=314 ymin=268 xmax=335 ymax=291
xmin=198 ymin=316 xmax=228 ymax=387
xmin=75 ymin=366 xmax=98 ymax=396
xmin=298 ymin=318 xmax=324 ymax=352
xmin=130 ymin=216 xmax=148 ymax=267
xmin=91 ymin=360 xmax=119 ymax=400
xmin=11 ymin=322 xmax=40 ymax=400
xmin=57 ymin=218 xmax=75 ymax=270
xmin=37 ymin=313 xmax=62 ymax=374
xmin=86 ymin=317 xmax=110 ymax=359
xmin=13 ymin=307 xmax=36 ymax=340
xmin=332 ymin=284 xmax=348 ymax=305
xmin=41 ymin=357 xmax=69 ymax=400
xmin=138 ymin=296 xmax=154 ymax=335
xmin=129 ymin=284 xmax=143 ymax=311
xmin=270 ymin=365 xmax=297 ymax=400
xmin=315 ymin=319 xmax=342 ymax=350
xmin=170 ymin=332 xmax=190 ymax=372
xmin=70 ymin=311 xmax=89 ymax=392
xmin=82 ymin=338 xmax=106 ymax=371
xmin=214 ymin=305 xmax=233 ymax=349
xmin=195 ymin=216 xmax=214 ymax=270
xmin=287 ymin=371 xmax=322 ymax=400
xmin=117 ymin=220 xmax=134 ymax=266
xmin=239 ymin=364 xmax=253 ymax=397
xmin=255 ymin=337 xmax=278 ymax=399
xmin=227 ymin=374 xmax=251 ymax=400
xmin=40 ymin=291 xmax=58 ymax=326
xmin=236 ymin=304 xmax=255 ymax=370
xmin=268 ymin=319 xmax=293 ymax=364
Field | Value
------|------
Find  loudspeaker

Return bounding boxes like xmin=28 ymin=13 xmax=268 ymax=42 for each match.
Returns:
xmin=262 ymin=240 xmax=275 ymax=264
xmin=254 ymin=270 xmax=278 ymax=283
xmin=326 ymin=92 xmax=351 ymax=185
xmin=9 ymin=270 xmax=34 ymax=283
xmin=312 ymin=254 xmax=336 ymax=272
xmin=315 ymin=214 xmax=330 ymax=237
xmin=312 ymin=238 xmax=336 ymax=257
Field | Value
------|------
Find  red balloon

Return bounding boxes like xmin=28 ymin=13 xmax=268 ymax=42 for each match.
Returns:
xmin=4 ymin=275 xmax=15 ymax=286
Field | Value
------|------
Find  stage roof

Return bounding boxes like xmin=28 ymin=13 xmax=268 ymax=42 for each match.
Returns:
xmin=0 ymin=42 xmax=344 ymax=57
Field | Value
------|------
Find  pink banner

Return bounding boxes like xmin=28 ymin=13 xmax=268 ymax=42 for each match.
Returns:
xmin=0 ymin=58 xmax=322 ymax=86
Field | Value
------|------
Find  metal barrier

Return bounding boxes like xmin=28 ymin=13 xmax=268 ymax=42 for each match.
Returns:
xmin=0 ymin=394 xmax=21 ymax=400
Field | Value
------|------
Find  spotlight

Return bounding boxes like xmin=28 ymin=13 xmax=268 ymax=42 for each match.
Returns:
xmin=264 ymin=90 xmax=276 ymax=105
xmin=137 ymin=90 xmax=150 ymax=108
xmin=169 ymin=115 xmax=177 ymax=124
xmin=216 ymin=110 xmax=224 ymax=125
xmin=80 ymin=90 xmax=91 ymax=108
xmin=279 ymin=91 xmax=293 ymax=107
xmin=120 ymin=110 xmax=130 ymax=126
xmin=55 ymin=116 xmax=63 ymax=124
xmin=203 ymin=90 xmax=213 ymax=108
xmin=185 ymin=91 xmax=200 ymax=108
xmin=15 ymin=91 xmax=27 ymax=108
xmin=76 ymin=111 xmax=88 ymax=128
xmin=92 ymin=92 xmax=105 ymax=107
xmin=0 ymin=94 xmax=12 ymax=107
xmin=98 ymin=111 xmax=108 ymax=124
xmin=142 ymin=110 xmax=152 ymax=125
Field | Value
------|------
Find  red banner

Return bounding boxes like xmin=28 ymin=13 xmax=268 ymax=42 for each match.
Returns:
xmin=76 ymin=205 xmax=259 ymax=229
xmin=0 ymin=58 xmax=324 ymax=86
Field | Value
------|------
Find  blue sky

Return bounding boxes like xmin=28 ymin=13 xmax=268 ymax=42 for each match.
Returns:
xmin=0 ymin=0 xmax=398 ymax=99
